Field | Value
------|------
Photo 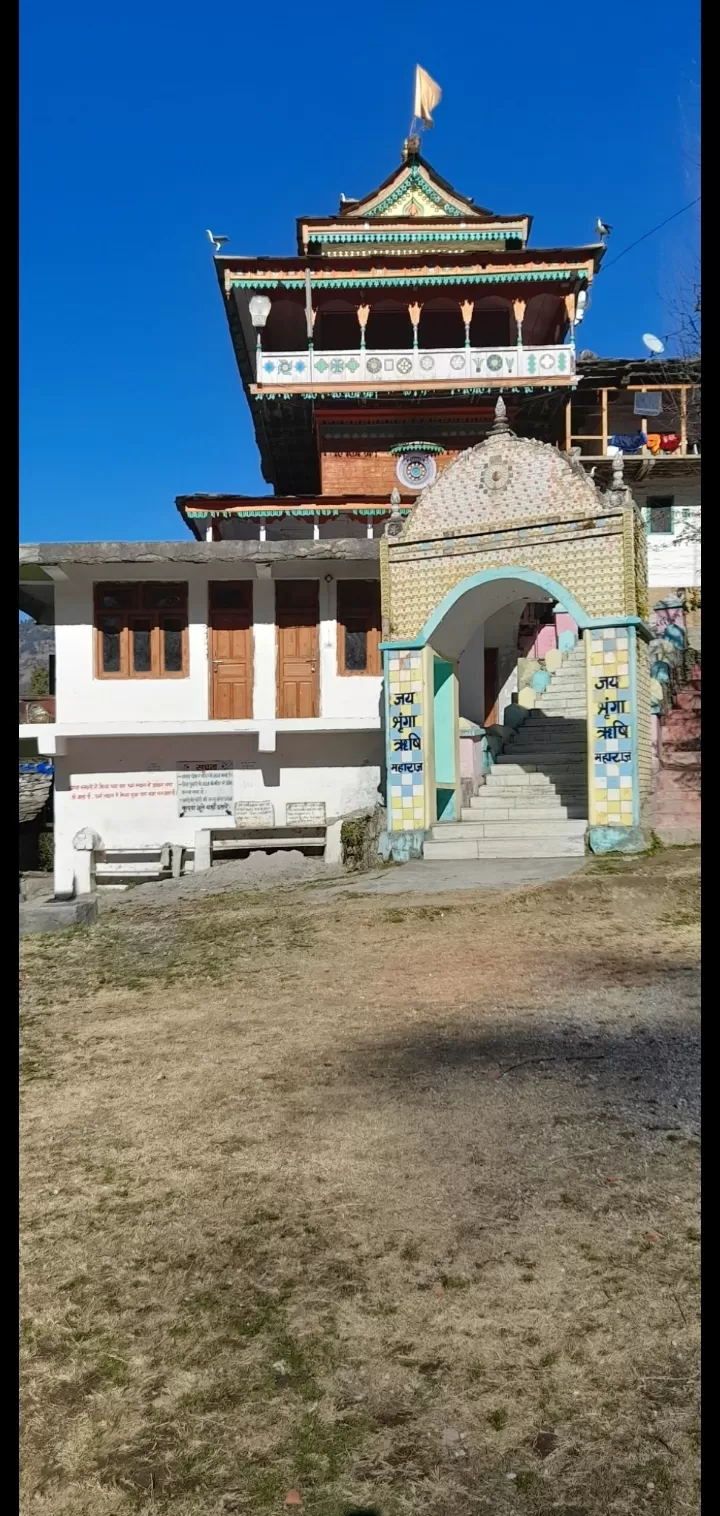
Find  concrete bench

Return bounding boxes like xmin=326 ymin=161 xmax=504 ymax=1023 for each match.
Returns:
xmin=195 ymin=825 xmax=327 ymax=871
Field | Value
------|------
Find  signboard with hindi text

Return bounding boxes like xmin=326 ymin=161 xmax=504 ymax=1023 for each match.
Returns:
xmin=177 ymin=761 xmax=233 ymax=817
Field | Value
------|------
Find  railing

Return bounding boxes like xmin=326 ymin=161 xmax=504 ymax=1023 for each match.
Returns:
xmin=256 ymin=344 xmax=575 ymax=388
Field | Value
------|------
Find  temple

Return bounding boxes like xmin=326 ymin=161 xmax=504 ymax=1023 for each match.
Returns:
xmin=20 ymin=141 xmax=701 ymax=891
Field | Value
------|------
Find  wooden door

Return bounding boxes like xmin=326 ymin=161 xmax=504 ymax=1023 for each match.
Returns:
xmin=484 ymin=647 xmax=500 ymax=727
xmin=209 ymin=582 xmax=253 ymax=719
xmin=276 ymin=581 xmax=319 ymax=718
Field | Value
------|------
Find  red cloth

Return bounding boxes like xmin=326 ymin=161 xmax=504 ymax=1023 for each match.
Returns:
xmin=660 ymin=434 xmax=680 ymax=453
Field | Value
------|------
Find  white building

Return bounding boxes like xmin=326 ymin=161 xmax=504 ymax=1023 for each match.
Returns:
xmin=20 ymin=537 xmax=391 ymax=892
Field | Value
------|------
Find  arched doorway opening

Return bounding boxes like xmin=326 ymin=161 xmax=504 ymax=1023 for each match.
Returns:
xmin=388 ymin=569 xmax=592 ymax=835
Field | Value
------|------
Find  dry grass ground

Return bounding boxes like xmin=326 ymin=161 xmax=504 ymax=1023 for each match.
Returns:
xmin=20 ymin=849 xmax=700 ymax=1516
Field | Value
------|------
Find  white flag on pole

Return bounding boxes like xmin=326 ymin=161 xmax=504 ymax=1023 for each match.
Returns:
xmin=413 ymin=65 xmax=442 ymax=127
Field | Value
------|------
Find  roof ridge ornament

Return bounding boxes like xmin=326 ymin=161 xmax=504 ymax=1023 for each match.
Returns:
xmin=386 ymin=488 xmax=405 ymax=536
xmin=489 ymin=393 xmax=514 ymax=437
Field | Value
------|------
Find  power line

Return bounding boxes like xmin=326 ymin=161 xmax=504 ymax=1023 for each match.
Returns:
xmin=598 ymin=197 xmax=700 ymax=274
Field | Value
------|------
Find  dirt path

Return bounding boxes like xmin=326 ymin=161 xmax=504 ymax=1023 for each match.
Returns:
xmin=20 ymin=848 xmax=700 ymax=1516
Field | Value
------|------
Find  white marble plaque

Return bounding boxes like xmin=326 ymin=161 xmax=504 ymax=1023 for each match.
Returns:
xmin=286 ymin=801 xmax=326 ymax=826
xmin=234 ymin=801 xmax=275 ymax=828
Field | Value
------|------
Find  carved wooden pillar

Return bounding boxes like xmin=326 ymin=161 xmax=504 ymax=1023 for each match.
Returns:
xmin=513 ymin=299 xmax=526 ymax=347
xmin=460 ymin=300 xmax=474 ymax=348
xmin=408 ymin=302 xmax=422 ymax=350
xmin=357 ymin=303 xmax=370 ymax=352
xmin=564 ymin=293 xmax=576 ymax=349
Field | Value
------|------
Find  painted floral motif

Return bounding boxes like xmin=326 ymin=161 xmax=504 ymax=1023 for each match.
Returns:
xmin=450 ymin=353 xmax=466 ymax=371
xmin=539 ymin=353 xmax=555 ymax=371
xmin=397 ymin=357 xmax=413 ymax=375
xmin=366 ymin=357 xmax=382 ymax=374
xmin=420 ymin=354 xmax=435 ymax=371
xmin=486 ymin=353 xmax=503 ymax=372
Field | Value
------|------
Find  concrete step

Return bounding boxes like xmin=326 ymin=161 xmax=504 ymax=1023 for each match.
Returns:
xmin=538 ymin=703 xmax=585 ymax=713
xmin=494 ymin=758 xmax=585 ymax=772
xmin=516 ymin=719 xmax=586 ymax=727
xmin=521 ymin=716 xmax=587 ymax=727
xmin=482 ymin=794 xmax=588 ymax=806
xmin=424 ymin=836 xmax=587 ymax=860
xmin=509 ymin=742 xmax=586 ymax=755
xmin=535 ymin=706 xmax=587 ymax=716
xmin=504 ymin=760 xmax=586 ymax=772
xmin=462 ymin=806 xmax=570 ymax=821
xmin=512 ymin=729 xmax=586 ymax=741
xmin=466 ymin=794 xmax=567 ymax=812
xmin=482 ymin=787 xmax=570 ymax=801
xmin=509 ymin=755 xmax=586 ymax=766
xmin=484 ymin=770 xmax=554 ymax=786
xmin=431 ymin=819 xmax=587 ymax=840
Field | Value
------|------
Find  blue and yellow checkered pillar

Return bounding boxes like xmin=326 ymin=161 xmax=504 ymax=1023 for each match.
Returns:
xmin=585 ymin=623 xmax=648 ymax=853
xmin=383 ymin=645 xmax=431 ymax=835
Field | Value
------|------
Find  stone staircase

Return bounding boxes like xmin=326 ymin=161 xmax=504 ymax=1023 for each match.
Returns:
xmin=424 ymin=640 xmax=589 ymax=859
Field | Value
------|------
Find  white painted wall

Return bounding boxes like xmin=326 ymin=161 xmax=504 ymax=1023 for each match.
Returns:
xmin=53 ymin=561 xmax=382 ymax=725
xmin=458 ymin=597 xmax=528 ymax=725
xmin=458 ymin=626 xmax=484 ymax=725
xmin=320 ymin=576 xmax=383 ymax=720
xmin=53 ymin=731 xmax=384 ymax=895
xmin=632 ymin=476 xmax=701 ymax=589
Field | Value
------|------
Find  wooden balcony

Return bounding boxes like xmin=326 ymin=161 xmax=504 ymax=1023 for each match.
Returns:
xmin=565 ymin=383 xmax=700 ymax=460
xmin=255 ymin=343 xmax=575 ymax=392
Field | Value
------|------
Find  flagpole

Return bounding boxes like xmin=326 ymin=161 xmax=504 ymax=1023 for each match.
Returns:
xmin=408 ymin=64 xmax=417 ymax=138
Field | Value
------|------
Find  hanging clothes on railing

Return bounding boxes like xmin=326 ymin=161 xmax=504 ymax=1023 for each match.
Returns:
xmin=610 ymin=433 xmax=647 ymax=453
xmin=646 ymin=434 xmax=662 ymax=455
xmin=659 ymin=433 xmax=681 ymax=453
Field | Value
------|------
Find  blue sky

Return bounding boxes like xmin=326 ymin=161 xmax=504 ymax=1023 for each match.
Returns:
xmin=20 ymin=0 xmax=699 ymax=542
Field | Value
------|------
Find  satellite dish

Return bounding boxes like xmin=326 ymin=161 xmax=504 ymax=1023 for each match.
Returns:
xmin=643 ymin=333 xmax=665 ymax=355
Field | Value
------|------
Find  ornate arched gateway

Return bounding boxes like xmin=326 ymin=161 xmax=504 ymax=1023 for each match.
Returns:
xmin=379 ymin=403 xmax=652 ymax=855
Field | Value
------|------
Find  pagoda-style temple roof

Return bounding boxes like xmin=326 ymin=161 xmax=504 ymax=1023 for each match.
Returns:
xmin=218 ymin=245 xmax=602 ymax=289
xmin=334 ymin=151 xmax=499 ymax=219
xmin=296 ymin=152 xmax=533 ymax=254
xmin=209 ymin=148 xmax=608 ymax=493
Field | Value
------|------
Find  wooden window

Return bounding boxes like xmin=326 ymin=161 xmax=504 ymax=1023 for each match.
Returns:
xmin=337 ymin=580 xmax=381 ymax=676
xmin=94 ymin=583 xmax=188 ymax=678
xmin=646 ymin=497 xmax=674 ymax=535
